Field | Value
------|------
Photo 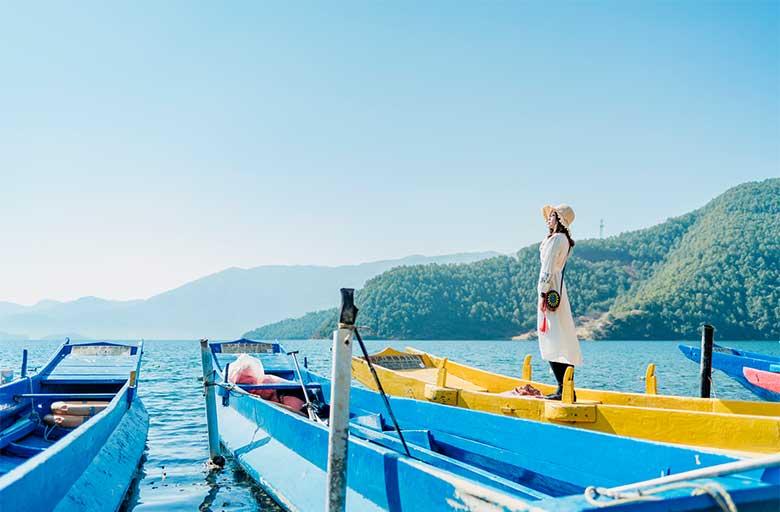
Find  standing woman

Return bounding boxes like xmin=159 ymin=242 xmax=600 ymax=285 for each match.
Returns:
xmin=537 ymin=204 xmax=581 ymax=400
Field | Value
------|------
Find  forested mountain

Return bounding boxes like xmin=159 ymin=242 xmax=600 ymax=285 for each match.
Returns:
xmin=246 ymin=179 xmax=779 ymax=341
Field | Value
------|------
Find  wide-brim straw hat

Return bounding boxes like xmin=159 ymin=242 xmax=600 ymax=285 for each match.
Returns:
xmin=541 ymin=204 xmax=575 ymax=230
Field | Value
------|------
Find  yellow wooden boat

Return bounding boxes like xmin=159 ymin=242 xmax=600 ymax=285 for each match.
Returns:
xmin=351 ymin=347 xmax=780 ymax=455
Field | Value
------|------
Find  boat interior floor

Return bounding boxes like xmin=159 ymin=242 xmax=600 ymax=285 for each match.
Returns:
xmin=401 ymin=368 xmax=488 ymax=392
xmin=0 ymin=418 xmax=69 ymax=477
xmin=0 ymin=386 xmax=119 ymax=478
xmin=349 ymin=411 xmax=579 ymax=500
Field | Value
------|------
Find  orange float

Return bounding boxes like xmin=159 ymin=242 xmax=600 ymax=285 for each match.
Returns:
xmin=50 ymin=400 xmax=109 ymax=416
xmin=43 ymin=414 xmax=90 ymax=428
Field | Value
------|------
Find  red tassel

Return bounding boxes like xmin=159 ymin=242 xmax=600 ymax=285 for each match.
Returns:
xmin=541 ymin=315 xmax=548 ymax=333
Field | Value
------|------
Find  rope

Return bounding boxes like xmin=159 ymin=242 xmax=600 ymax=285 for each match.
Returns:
xmin=26 ymin=376 xmax=40 ymax=424
xmin=213 ymin=381 xmax=247 ymax=396
xmin=43 ymin=423 xmax=58 ymax=441
xmin=709 ymin=374 xmax=717 ymax=398
xmin=584 ymin=480 xmax=736 ymax=512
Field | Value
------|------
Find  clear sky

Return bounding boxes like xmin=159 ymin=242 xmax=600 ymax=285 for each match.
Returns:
xmin=1 ymin=1 xmax=778 ymax=305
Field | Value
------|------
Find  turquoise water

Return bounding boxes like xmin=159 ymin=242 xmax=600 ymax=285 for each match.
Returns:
xmin=1 ymin=338 xmax=778 ymax=511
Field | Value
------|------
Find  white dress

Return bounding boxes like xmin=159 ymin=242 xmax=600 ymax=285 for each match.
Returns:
xmin=537 ymin=233 xmax=582 ymax=366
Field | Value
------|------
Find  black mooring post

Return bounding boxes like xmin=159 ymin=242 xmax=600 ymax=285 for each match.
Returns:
xmin=700 ymin=324 xmax=715 ymax=398
xmin=339 ymin=288 xmax=358 ymax=327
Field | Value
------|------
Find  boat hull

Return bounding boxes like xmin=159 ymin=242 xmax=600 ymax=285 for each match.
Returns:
xmin=744 ymin=368 xmax=780 ymax=395
xmin=343 ymin=380 xmax=780 ymax=512
xmin=679 ymin=344 xmax=780 ymax=402
xmin=212 ymin=340 xmax=779 ymax=511
xmin=352 ymin=347 xmax=780 ymax=454
xmin=216 ymin=386 xmax=536 ymax=512
xmin=0 ymin=386 xmax=149 ymax=512
xmin=0 ymin=341 xmax=149 ymax=512
xmin=53 ymin=397 xmax=149 ymax=512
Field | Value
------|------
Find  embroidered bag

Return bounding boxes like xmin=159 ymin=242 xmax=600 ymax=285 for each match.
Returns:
xmin=544 ymin=246 xmax=571 ymax=312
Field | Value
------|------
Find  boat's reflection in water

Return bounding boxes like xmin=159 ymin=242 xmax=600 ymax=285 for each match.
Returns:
xmin=120 ymin=452 xmax=148 ymax=512
xmin=198 ymin=458 xmax=284 ymax=512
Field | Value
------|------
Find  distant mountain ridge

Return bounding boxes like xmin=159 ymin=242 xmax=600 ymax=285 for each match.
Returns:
xmin=0 ymin=252 xmax=498 ymax=339
xmin=0 ymin=331 xmax=28 ymax=342
xmin=247 ymin=179 xmax=779 ymax=341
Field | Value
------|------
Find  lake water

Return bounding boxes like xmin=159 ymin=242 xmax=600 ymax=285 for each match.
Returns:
xmin=1 ymin=338 xmax=778 ymax=511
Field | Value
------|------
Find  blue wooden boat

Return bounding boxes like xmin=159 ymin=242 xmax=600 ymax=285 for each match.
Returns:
xmin=679 ymin=344 xmax=780 ymax=401
xmin=205 ymin=339 xmax=780 ymax=511
xmin=0 ymin=340 xmax=149 ymax=511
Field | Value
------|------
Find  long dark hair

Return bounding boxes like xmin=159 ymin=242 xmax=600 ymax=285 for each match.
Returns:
xmin=548 ymin=212 xmax=575 ymax=248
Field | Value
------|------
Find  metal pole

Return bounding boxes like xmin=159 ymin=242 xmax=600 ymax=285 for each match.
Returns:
xmin=222 ymin=363 xmax=231 ymax=406
xmin=21 ymin=349 xmax=28 ymax=378
xmin=326 ymin=288 xmax=358 ymax=512
xmin=353 ymin=327 xmax=411 ymax=457
xmin=289 ymin=350 xmax=321 ymax=422
xmin=200 ymin=338 xmax=224 ymax=467
xmin=700 ymin=324 xmax=714 ymax=398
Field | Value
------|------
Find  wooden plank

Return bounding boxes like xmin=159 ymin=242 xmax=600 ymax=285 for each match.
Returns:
xmin=369 ymin=354 xmax=426 ymax=371
xmin=219 ymin=342 xmax=276 ymax=354
xmin=15 ymin=393 xmax=116 ymax=399
xmin=398 ymin=368 xmax=488 ymax=392
xmin=70 ymin=346 xmax=131 ymax=356
xmin=42 ymin=378 xmax=127 ymax=385
xmin=237 ymin=383 xmax=321 ymax=391
xmin=0 ymin=419 xmax=37 ymax=450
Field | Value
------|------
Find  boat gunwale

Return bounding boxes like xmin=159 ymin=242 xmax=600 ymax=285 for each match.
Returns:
xmin=406 ymin=346 xmax=780 ymax=415
xmin=680 ymin=344 xmax=780 ymax=402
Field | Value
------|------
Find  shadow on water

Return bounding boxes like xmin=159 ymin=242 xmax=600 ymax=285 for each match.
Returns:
xmin=232 ymin=463 xmax=286 ymax=511
xmin=198 ymin=459 xmax=284 ymax=512
xmin=198 ymin=469 xmax=221 ymax=512
xmin=120 ymin=449 xmax=149 ymax=512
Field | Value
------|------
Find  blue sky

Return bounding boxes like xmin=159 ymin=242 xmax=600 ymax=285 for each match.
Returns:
xmin=1 ymin=1 xmax=778 ymax=304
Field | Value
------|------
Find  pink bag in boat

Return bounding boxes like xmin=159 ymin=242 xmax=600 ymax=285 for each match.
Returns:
xmin=228 ymin=354 xmax=265 ymax=385
xmin=228 ymin=354 xmax=274 ymax=399
xmin=227 ymin=354 xmax=305 ymax=410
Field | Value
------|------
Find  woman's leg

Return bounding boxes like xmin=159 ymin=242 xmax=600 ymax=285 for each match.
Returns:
xmin=546 ymin=361 xmax=564 ymax=398
xmin=552 ymin=362 xmax=567 ymax=384
xmin=547 ymin=362 xmax=575 ymax=400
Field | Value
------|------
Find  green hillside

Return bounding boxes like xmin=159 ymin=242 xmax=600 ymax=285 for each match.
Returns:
xmin=245 ymin=309 xmax=335 ymax=340
xmin=601 ymin=179 xmax=780 ymax=340
xmin=245 ymin=179 xmax=779 ymax=341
